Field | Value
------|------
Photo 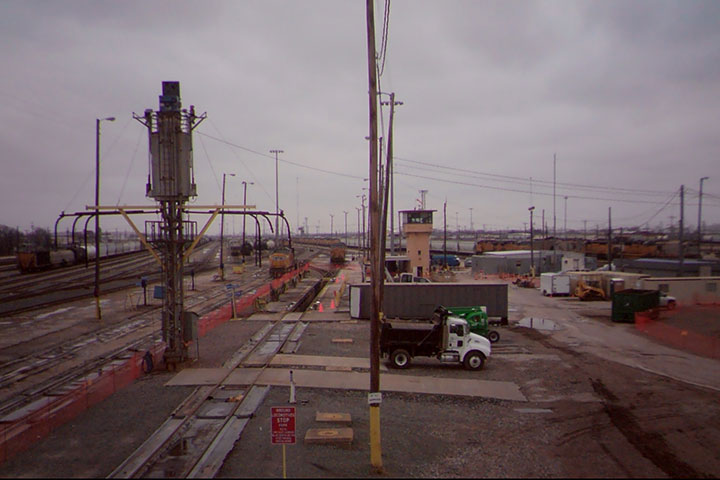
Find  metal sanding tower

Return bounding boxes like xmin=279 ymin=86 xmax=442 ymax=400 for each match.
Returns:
xmin=134 ymin=82 xmax=206 ymax=368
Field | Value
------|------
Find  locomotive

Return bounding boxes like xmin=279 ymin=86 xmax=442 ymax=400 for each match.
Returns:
xmin=268 ymin=247 xmax=297 ymax=278
xmin=330 ymin=242 xmax=347 ymax=265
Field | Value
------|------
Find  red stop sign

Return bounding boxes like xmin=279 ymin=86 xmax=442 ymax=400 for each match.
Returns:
xmin=271 ymin=406 xmax=296 ymax=445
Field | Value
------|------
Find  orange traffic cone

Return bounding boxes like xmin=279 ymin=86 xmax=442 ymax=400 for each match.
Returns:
xmin=318 ymin=302 xmax=324 ymax=313
xmin=330 ymin=299 xmax=336 ymax=309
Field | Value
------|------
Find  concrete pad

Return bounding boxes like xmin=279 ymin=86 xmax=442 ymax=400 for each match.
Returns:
xmin=325 ymin=366 xmax=352 ymax=372
xmin=331 ymin=338 xmax=354 ymax=344
xmin=304 ymin=427 xmax=353 ymax=445
xmin=270 ymin=354 xmax=388 ymax=371
xmin=316 ymin=412 xmax=352 ymax=424
xmin=165 ymin=368 xmax=228 ymax=386
xmin=225 ymin=368 xmax=527 ymax=402
xmin=283 ymin=312 xmax=304 ymax=321
xmin=224 ymin=368 xmax=263 ymax=386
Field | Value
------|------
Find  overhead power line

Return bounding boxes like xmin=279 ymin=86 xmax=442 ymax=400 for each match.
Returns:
xmin=197 ymin=131 xmax=364 ymax=181
xmin=394 ymin=169 xmax=682 ymax=206
xmin=393 ymin=156 xmax=673 ymax=197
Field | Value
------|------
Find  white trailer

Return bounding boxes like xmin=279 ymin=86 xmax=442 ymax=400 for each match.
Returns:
xmin=540 ymin=273 xmax=571 ymax=296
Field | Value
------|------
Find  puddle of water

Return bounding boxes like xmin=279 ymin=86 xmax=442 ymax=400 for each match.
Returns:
xmin=518 ymin=317 xmax=561 ymax=331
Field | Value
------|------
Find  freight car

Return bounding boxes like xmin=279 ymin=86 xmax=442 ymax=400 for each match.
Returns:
xmin=16 ymin=241 xmax=142 ymax=273
xmin=330 ymin=242 xmax=347 ymax=265
xmin=269 ymin=247 xmax=297 ymax=278
xmin=16 ymin=245 xmax=92 ymax=273
xmin=229 ymin=240 xmax=253 ymax=258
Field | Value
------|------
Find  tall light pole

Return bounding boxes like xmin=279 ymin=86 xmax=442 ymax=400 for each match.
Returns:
xmin=456 ymin=211 xmax=460 ymax=252
xmin=380 ymin=92 xmax=403 ymax=255
xmin=270 ymin=149 xmax=284 ymax=241
xmin=564 ymin=195 xmax=568 ymax=245
xmin=698 ymin=176 xmax=709 ymax=258
xmin=94 ymin=116 xmax=115 ymax=320
xmin=242 ymin=180 xmax=253 ymax=263
xmin=343 ymin=210 xmax=349 ymax=246
xmin=356 ymin=207 xmax=361 ymax=251
xmin=357 ymin=193 xmax=367 ymax=257
xmin=220 ymin=173 xmax=235 ymax=280
xmin=529 ymin=206 xmax=535 ymax=276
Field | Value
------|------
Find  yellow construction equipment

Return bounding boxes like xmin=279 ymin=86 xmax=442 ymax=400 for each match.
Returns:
xmin=575 ymin=280 xmax=606 ymax=301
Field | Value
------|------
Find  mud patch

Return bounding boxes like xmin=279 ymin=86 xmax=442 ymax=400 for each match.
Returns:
xmin=591 ymin=378 xmax=705 ymax=478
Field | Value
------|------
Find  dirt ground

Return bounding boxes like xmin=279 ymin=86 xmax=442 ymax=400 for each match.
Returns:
xmin=1 ymin=269 xmax=719 ymax=478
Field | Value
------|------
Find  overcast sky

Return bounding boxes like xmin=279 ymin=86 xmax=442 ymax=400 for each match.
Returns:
xmin=2 ymin=0 xmax=719 ymax=239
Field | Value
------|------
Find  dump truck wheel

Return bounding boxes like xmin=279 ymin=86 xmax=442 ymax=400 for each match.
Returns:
xmin=667 ymin=300 xmax=676 ymax=310
xmin=488 ymin=331 xmax=500 ymax=343
xmin=463 ymin=351 xmax=485 ymax=371
xmin=390 ymin=349 xmax=411 ymax=369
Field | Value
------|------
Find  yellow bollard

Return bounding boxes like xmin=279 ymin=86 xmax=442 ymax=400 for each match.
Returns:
xmin=370 ymin=404 xmax=382 ymax=470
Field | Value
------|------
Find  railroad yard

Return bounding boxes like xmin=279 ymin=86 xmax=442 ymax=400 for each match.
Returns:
xmin=0 ymin=244 xmax=717 ymax=479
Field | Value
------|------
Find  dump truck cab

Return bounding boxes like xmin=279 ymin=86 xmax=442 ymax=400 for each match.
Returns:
xmin=380 ymin=306 xmax=491 ymax=370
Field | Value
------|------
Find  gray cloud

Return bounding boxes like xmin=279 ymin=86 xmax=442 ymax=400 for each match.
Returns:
xmin=1 ymin=0 xmax=718 ymax=237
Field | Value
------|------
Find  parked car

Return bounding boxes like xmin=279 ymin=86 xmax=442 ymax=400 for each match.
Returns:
xmin=659 ymin=293 xmax=677 ymax=309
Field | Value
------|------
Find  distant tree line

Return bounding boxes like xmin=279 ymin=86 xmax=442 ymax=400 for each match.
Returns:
xmin=0 ymin=225 xmax=52 ymax=256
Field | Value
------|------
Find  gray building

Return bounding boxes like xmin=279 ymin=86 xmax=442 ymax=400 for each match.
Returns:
xmin=613 ymin=258 xmax=720 ymax=277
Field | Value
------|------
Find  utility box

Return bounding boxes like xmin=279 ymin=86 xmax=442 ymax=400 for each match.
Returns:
xmin=182 ymin=311 xmax=199 ymax=342
xmin=540 ymin=273 xmax=571 ymax=296
xmin=611 ymin=289 xmax=660 ymax=323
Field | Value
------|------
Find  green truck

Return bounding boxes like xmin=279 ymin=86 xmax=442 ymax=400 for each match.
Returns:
xmin=446 ymin=306 xmax=500 ymax=343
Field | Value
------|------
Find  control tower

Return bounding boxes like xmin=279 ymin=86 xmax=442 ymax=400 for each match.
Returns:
xmin=400 ymin=209 xmax=434 ymax=278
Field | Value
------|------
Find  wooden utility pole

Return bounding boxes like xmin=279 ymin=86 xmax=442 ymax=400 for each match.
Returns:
xmin=364 ymin=0 xmax=383 ymax=470
xmin=679 ymin=185 xmax=684 ymax=277
xmin=607 ymin=208 xmax=612 ymax=269
xmin=698 ymin=177 xmax=709 ymax=258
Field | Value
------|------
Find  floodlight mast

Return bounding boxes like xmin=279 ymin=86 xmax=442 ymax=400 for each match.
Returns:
xmin=133 ymin=81 xmax=206 ymax=369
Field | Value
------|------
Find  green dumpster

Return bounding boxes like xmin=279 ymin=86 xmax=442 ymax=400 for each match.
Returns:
xmin=611 ymin=289 xmax=660 ymax=323
xmin=446 ymin=306 xmax=500 ymax=343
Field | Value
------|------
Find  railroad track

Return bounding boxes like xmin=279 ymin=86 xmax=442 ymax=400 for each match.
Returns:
xmin=0 ymin=243 xmax=222 ymax=316
xmin=108 ymin=314 xmax=309 ymax=478
xmin=0 ymin=247 xmax=322 ymax=432
xmin=0 ymin=263 xmax=280 ymax=415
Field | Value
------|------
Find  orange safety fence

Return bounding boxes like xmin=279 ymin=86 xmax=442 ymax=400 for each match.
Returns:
xmin=635 ymin=310 xmax=720 ymax=361
xmin=0 ymin=343 xmax=165 ymax=464
xmin=196 ymin=262 xmax=309 ymax=337
xmin=0 ymin=261 xmax=311 ymax=464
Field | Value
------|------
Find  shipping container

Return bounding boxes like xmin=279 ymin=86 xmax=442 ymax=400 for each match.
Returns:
xmin=349 ymin=282 xmax=508 ymax=323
